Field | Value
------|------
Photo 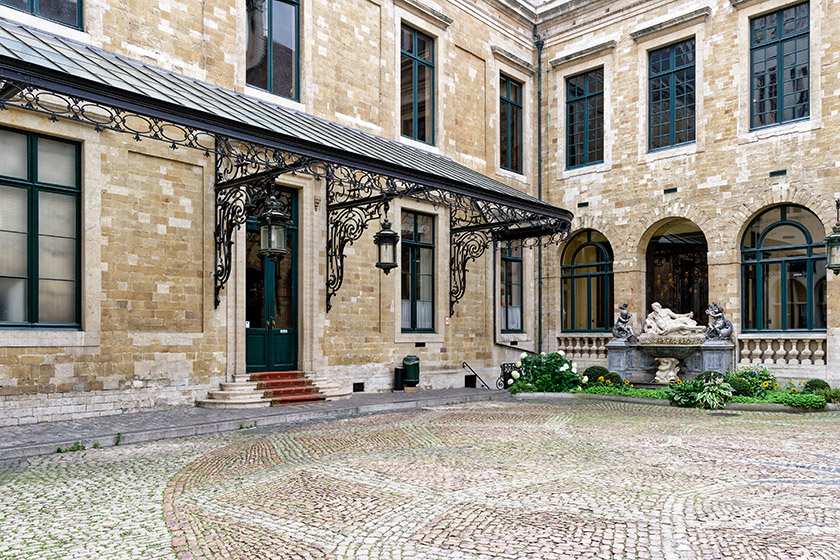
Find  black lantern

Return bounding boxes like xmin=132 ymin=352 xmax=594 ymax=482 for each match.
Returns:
xmin=373 ymin=216 xmax=399 ymax=274
xmin=258 ymin=195 xmax=289 ymax=262
xmin=826 ymin=199 xmax=840 ymax=275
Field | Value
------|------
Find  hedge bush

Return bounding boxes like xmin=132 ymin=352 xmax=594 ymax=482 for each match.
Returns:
xmin=803 ymin=379 xmax=830 ymax=393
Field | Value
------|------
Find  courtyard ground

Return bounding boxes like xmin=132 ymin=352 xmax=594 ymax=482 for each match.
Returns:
xmin=1 ymin=399 xmax=839 ymax=559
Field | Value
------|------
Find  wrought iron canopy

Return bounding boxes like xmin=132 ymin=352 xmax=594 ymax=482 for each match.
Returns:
xmin=0 ymin=17 xmax=573 ymax=313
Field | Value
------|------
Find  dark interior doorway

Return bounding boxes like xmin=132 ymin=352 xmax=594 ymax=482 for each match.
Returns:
xmin=645 ymin=220 xmax=708 ymax=322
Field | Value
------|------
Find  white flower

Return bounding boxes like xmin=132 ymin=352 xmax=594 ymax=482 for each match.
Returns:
xmin=515 ymin=361 xmax=522 ymax=367
xmin=558 ymin=350 xmax=565 ymax=357
xmin=512 ymin=370 xmax=520 ymax=380
xmin=560 ymin=363 xmax=569 ymax=371
xmin=520 ymin=352 xmax=528 ymax=360
xmin=540 ymin=352 xmax=546 ymax=356
xmin=572 ymin=362 xmax=578 ymax=369
xmin=572 ymin=367 xmax=578 ymax=374
xmin=507 ymin=378 xmax=513 ymax=386
xmin=581 ymin=376 xmax=589 ymax=383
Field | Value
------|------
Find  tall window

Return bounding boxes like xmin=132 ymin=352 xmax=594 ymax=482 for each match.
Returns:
xmin=500 ymin=76 xmax=522 ymax=173
xmin=742 ymin=205 xmax=825 ymax=331
xmin=0 ymin=128 xmax=80 ymax=327
xmin=751 ymin=2 xmax=809 ymax=129
xmin=400 ymin=25 xmax=434 ymax=144
xmin=500 ymin=240 xmax=523 ymax=332
xmin=246 ymin=0 xmax=299 ymax=100
xmin=566 ymin=67 xmax=603 ymax=168
xmin=401 ymin=212 xmax=434 ymax=332
xmin=561 ymin=230 xmax=613 ymax=332
xmin=649 ymin=38 xmax=695 ymax=150
xmin=0 ymin=0 xmax=81 ymax=28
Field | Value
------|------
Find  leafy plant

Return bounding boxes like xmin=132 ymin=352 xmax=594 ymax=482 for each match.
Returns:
xmin=664 ymin=380 xmax=702 ymax=407
xmin=574 ymin=385 xmax=668 ymax=399
xmin=803 ymin=379 xmax=830 ymax=393
xmin=57 ymin=441 xmax=86 ymax=453
xmin=695 ymin=380 xmax=734 ymax=410
xmin=774 ymin=392 xmax=826 ymax=408
xmin=727 ymin=376 xmax=752 ymax=396
xmin=508 ymin=351 xmax=580 ymax=393
xmin=816 ymin=388 xmax=840 ymax=403
xmin=694 ymin=370 xmax=723 ymax=383
xmin=725 ymin=364 xmax=777 ymax=398
xmin=583 ymin=365 xmax=609 ymax=382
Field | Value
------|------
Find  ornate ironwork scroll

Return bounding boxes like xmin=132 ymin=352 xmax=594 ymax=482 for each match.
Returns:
xmin=449 ymin=229 xmax=491 ymax=315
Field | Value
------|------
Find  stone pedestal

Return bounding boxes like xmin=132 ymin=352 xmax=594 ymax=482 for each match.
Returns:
xmin=607 ymin=338 xmax=736 ymax=382
xmin=607 ymin=339 xmax=656 ymax=383
xmin=684 ymin=340 xmax=735 ymax=376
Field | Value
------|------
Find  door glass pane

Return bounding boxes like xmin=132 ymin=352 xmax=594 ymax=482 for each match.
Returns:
xmin=39 ymin=279 xmax=75 ymax=323
xmin=0 ymin=277 xmax=26 ymax=322
xmin=562 ymin=278 xmax=571 ymax=330
xmin=813 ymin=259 xmax=826 ymax=329
xmin=762 ymin=262 xmax=782 ymax=329
xmin=418 ymin=247 xmax=433 ymax=275
xmin=417 ymin=64 xmax=433 ymax=143
xmin=743 ymin=264 xmax=756 ymax=330
xmin=38 ymin=0 xmax=78 ymax=27
xmin=0 ymin=230 xmax=27 ymax=277
xmin=38 ymin=191 xmax=76 ymax=238
xmin=0 ymin=129 xmax=28 ymax=179
xmin=0 ymin=185 xmax=28 ymax=232
xmin=246 ymin=231 xmax=265 ymax=329
xmin=37 ymin=138 xmax=76 ymax=187
xmin=574 ymin=276 xmax=587 ymax=330
xmin=591 ymin=274 xmax=604 ymax=329
xmin=272 ymin=0 xmax=297 ymax=99
xmin=786 ymin=261 xmax=807 ymax=328
xmin=416 ymin=300 xmax=432 ymax=330
xmin=246 ymin=0 xmax=269 ymax=90
xmin=274 ymin=234 xmax=294 ymax=328
xmin=39 ymin=236 xmax=76 ymax=280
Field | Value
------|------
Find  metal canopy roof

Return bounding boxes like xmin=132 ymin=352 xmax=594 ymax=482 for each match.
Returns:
xmin=0 ymin=17 xmax=571 ymax=221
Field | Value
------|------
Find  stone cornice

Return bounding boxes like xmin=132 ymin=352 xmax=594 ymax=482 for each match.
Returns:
xmin=491 ymin=45 xmax=536 ymax=74
xmin=729 ymin=0 xmax=766 ymax=9
xmin=548 ymin=39 xmax=616 ymax=68
xmin=395 ymin=0 xmax=454 ymax=27
xmin=630 ymin=7 xmax=712 ymax=41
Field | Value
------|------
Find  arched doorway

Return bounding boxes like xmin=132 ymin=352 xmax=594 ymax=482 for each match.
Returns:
xmin=645 ymin=219 xmax=708 ymax=322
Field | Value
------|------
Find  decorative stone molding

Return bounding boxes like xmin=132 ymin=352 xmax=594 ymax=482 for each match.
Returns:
xmin=395 ymin=0 xmax=453 ymax=28
xmin=557 ymin=333 xmax=611 ymax=361
xmin=491 ymin=45 xmax=535 ymax=74
xmin=729 ymin=0 xmax=765 ymax=9
xmin=548 ymin=40 xmax=616 ymax=69
xmin=630 ymin=7 xmax=712 ymax=41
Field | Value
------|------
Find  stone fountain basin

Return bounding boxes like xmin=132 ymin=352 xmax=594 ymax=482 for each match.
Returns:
xmin=637 ymin=344 xmax=701 ymax=360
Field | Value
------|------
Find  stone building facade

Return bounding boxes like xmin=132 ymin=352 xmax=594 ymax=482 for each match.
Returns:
xmin=0 ymin=0 xmax=837 ymax=425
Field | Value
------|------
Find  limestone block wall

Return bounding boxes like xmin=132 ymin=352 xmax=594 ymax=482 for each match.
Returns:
xmin=539 ymin=0 xmax=840 ymax=384
xmin=0 ymin=109 xmax=228 ymax=426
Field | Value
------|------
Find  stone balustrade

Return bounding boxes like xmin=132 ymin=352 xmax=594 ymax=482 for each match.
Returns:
xmin=737 ymin=334 xmax=827 ymax=366
xmin=557 ymin=334 xmax=611 ymax=362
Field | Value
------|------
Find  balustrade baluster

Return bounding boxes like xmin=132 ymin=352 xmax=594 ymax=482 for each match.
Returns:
xmin=800 ymin=340 xmax=813 ymax=365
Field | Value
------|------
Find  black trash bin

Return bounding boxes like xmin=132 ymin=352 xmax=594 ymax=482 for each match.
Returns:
xmin=403 ymin=355 xmax=420 ymax=387
xmin=394 ymin=367 xmax=405 ymax=391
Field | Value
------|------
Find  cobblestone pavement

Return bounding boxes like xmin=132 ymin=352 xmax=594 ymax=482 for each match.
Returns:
xmin=1 ymin=400 xmax=840 ymax=560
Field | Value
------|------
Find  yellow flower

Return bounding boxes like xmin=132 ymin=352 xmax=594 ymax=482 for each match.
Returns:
xmin=791 ymin=388 xmax=798 ymax=394
xmin=676 ymin=379 xmax=683 ymax=385
xmin=624 ymin=380 xmax=630 ymax=385
xmin=606 ymin=380 xmax=611 ymax=385
xmin=598 ymin=376 xmax=604 ymax=381
xmin=773 ymin=382 xmax=779 ymax=388
xmin=762 ymin=381 xmax=769 ymax=388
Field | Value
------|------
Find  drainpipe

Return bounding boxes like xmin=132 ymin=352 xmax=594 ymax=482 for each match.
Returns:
xmin=534 ymin=24 xmax=545 ymax=354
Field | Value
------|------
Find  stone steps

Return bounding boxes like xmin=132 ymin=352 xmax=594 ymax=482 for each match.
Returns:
xmin=198 ymin=371 xmax=325 ymax=409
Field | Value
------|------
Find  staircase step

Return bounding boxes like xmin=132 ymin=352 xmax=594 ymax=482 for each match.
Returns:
xmin=196 ymin=398 xmax=272 ymax=409
xmin=219 ymin=382 xmax=260 ymax=392
xmin=208 ymin=390 xmax=270 ymax=402
xmin=250 ymin=371 xmax=305 ymax=381
xmin=256 ymin=378 xmax=313 ymax=390
xmin=270 ymin=393 xmax=326 ymax=406
xmin=262 ymin=386 xmax=319 ymax=398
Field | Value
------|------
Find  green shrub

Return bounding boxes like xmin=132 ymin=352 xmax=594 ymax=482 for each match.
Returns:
xmin=694 ymin=370 xmax=723 ymax=383
xmin=726 ymin=364 xmax=777 ymax=398
xmin=773 ymin=392 xmax=826 ymax=409
xmin=509 ymin=351 xmax=580 ymax=393
xmin=583 ymin=365 xmax=609 ymax=381
xmin=574 ymin=385 xmax=668 ymax=399
xmin=816 ymin=388 xmax=840 ymax=403
xmin=664 ymin=380 xmax=703 ymax=407
xmin=726 ymin=377 xmax=752 ymax=396
xmin=803 ymin=379 xmax=830 ymax=393
xmin=696 ymin=380 xmax=734 ymax=410
xmin=604 ymin=371 xmax=623 ymax=385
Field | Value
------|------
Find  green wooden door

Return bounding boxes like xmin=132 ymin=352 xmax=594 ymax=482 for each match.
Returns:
xmin=245 ymin=189 xmax=297 ymax=372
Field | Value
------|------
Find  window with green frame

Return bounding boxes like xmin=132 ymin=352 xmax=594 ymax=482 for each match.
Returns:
xmin=0 ymin=128 xmax=80 ymax=328
xmin=751 ymin=2 xmax=809 ymax=129
xmin=500 ymin=75 xmax=522 ymax=173
xmin=741 ymin=205 xmax=825 ymax=331
xmin=561 ymin=230 xmax=613 ymax=332
xmin=400 ymin=212 xmax=434 ymax=332
xmin=400 ymin=25 xmax=434 ymax=144
xmin=566 ymin=67 xmax=603 ymax=168
xmin=500 ymin=240 xmax=523 ymax=332
xmin=246 ymin=0 xmax=299 ymax=100
xmin=0 ymin=0 xmax=81 ymax=29
xmin=649 ymin=38 xmax=695 ymax=151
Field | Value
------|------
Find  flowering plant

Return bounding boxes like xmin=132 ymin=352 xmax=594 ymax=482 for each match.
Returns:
xmin=508 ymin=351 xmax=580 ymax=393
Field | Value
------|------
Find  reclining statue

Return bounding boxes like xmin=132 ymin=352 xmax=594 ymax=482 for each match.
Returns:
xmin=643 ymin=302 xmax=705 ymax=336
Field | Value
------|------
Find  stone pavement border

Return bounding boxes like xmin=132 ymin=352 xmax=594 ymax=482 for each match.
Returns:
xmin=0 ymin=388 xmax=509 ymax=461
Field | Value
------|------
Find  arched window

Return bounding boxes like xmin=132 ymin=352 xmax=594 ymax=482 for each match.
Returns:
xmin=561 ymin=230 xmax=613 ymax=331
xmin=742 ymin=205 xmax=826 ymax=331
